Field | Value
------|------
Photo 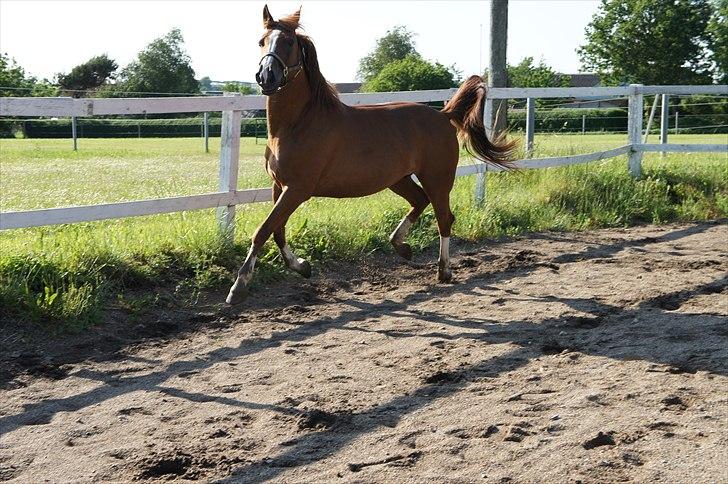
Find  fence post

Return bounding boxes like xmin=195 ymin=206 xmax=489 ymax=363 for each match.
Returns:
xmin=627 ymin=84 xmax=643 ymax=177
xmin=525 ymin=97 xmax=535 ymax=157
xmin=660 ymin=94 xmax=669 ymax=156
xmin=475 ymin=96 xmax=494 ymax=204
xmin=203 ymin=112 xmax=209 ymax=153
xmin=582 ymin=115 xmax=586 ymax=135
xmin=643 ymin=94 xmax=659 ymax=143
xmin=675 ymin=111 xmax=679 ymax=135
xmin=71 ymin=116 xmax=77 ymax=151
xmin=218 ymin=93 xmax=242 ymax=241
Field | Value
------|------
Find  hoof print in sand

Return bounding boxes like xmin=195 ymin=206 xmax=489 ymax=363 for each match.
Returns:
xmin=138 ymin=452 xmax=193 ymax=479
xmin=297 ymin=409 xmax=339 ymax=431
xmin=583 ymin=431 xmax=616 ymax=449
xmin=503 ymin=423 xmax=532 ymax=442
xmin=424 ymin=370 xmax=461 ymax=385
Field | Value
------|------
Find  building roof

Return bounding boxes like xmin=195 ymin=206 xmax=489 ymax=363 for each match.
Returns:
xmin=565 ymin=73 xmax=601 ymax=88
xmin=335 ymin=82 xmax=362 ymax=93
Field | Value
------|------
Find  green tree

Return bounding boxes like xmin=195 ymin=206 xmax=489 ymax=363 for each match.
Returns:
xmin=362 ymin=55 xmax=458 ymax=92
xmin=118 ymin=28 xmax=199 ymax=95
xmin=0 ymin=53 xmax=34 ymax=96
xmin=31 ymin=80 xmax=59 ymax=97
xmin=199 ymin=76 xmax=213 ymax=91
xmin=57 ymin=55 xmax=117 ymax=96
xmin=222 ymin=81 xmax=257 ymax=94
xmin=507 ymin=57 xmax=569 ymax=88
xmin=357 ymin=26 xmax=419 ymax=82
xmin=578 ymin=0 xmax=715 ymax=85
xmin=0 ymin=53 xmax=57 ymax=97
xmin=708 ymin=0 xmax=728 ymax=83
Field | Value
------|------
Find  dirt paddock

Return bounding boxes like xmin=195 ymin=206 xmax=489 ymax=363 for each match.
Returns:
xmin=1 ymin=222 xmax=727 ymax=483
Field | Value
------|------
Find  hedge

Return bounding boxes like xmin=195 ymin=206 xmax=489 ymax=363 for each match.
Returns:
xmin=1 ymin=107 xmax=725 ymax=139
xmin=507 ymin=108 xmax=727 ymax=134
xmin=0 ymin=117 xmax=268 ymax=139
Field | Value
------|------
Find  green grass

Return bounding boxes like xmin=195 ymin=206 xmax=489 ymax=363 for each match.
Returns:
xmin=1 ymin=134 xmax=726 ymax=331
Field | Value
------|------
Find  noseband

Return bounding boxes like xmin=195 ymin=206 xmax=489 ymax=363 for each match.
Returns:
xmin=256 ymin=36 xmax=305 ymax=91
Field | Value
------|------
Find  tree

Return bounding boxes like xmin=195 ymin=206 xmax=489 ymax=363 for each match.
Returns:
xmin=0 ymin=53 xmax=34 ymax=96
xmin=222 ymin=81 xmax=257 ymax=94
xmin=199 ymin=76 xmax=213 ymax=92
xmin=577 ymin=0 xmax=715 ymax=85
xmin=357 ymin=26 xmax=419 ymax=82
xmin=507 ymin=57 xmax=569 ymax=88
xmin=361 ymin=55 xmax=458 ymax=92
xmin=117 ymin=29 xmax=199 ymax=95
xmin=708 ymin=0 xmax=728 ymax=83
xmin=30 ymin=80 xmax=59 ymax=97
xmin=0 ymin=53 xmax=57 ymax=97
xmin=57 ymin=55 xmax=117 ymax=96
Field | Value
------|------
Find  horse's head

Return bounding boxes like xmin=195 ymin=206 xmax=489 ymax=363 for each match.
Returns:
xmin=256 ymin=5 xmax=304 ymax=95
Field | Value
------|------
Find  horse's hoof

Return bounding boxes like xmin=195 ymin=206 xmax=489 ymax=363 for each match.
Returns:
xmin=225 ymin=285 xmax=249 ymax=305
xmin=394 ymin=242 xmax=413 ymax=261
xmin=437 ymin=267 xmax=452 ymax=283
xmin=298 ymin=259 xmax=312 ymax=278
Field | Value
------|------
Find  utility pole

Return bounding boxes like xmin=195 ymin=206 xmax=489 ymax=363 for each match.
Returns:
xmin=479 ymin=23 xmax=483 ymax=74
xmin=489 ymin=0 xmax=509 ymax=136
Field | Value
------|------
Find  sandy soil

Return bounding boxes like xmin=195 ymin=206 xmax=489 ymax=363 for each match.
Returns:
xmin=1 ymin=221 xmax=727 ymax=483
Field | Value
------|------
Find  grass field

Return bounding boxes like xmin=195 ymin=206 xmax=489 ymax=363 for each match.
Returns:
xmin=1 ymin=134 xmax=726 ymax=330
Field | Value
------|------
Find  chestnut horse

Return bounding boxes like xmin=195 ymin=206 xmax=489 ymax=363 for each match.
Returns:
xmin=226 ymin=6 xmax=516 ymax=304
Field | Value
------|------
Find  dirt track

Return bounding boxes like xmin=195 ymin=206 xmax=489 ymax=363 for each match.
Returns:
xmin=1 ymin=222 xmax=727 ymax=483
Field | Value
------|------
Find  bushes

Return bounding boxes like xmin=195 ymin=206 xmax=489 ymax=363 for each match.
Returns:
xmin=507 ymin=107 xmax=727 ymax=134
xmin=508 ymin=108 xmax=628 ymax=133
xmin=0 ymin=117 xmax=268 ymax=139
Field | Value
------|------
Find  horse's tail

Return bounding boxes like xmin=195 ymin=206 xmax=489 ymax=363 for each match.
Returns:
xmin=442 ymin=75 xmax=518 ymax=170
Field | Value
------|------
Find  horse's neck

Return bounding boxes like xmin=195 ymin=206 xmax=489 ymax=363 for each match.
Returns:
xmin=266 ymin=74 xmax=312 ymax=138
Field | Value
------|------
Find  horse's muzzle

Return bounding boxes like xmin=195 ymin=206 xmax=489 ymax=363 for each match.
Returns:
xmin=256 ymin=64 xmax=282 ymax=96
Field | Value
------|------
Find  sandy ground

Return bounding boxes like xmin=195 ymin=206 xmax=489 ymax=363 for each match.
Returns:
xmin=1 ymin=221 xmax=727 ymax=483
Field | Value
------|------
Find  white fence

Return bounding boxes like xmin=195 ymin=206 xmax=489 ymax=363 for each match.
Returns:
xmin=0 ymin=84 xmax=726 ymax=232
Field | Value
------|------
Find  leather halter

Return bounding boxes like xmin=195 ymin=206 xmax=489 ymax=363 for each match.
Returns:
xmin=256 ymin=35 xmax=304 ymax=91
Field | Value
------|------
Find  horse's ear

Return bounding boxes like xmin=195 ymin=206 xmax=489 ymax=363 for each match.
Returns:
xmin=263 ymin=5 xmax=274 ymax=27
xmin=290 ymin=6 xmax=301 ymax=25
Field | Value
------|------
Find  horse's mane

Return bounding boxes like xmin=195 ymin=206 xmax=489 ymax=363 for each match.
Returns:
xmin=266 ymin=13 xmax=342 ymax=112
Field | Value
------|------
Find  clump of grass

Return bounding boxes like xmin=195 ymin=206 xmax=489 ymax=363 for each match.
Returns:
xmin=1 ymin=135 xmax=725 ymax=331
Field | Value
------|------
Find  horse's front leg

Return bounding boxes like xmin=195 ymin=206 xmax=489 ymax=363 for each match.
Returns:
xmin=271 ymin=183 xmax=311 ymax=278
xmin=226 ymin=187 xmax=309 ymax=305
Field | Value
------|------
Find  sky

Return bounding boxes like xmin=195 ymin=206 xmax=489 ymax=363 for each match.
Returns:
xmin=0 ymin=0 xmax=602 ymax=85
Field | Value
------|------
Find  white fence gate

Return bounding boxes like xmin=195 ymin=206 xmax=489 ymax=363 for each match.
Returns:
xmin=0 ymin=84 xmax=726 ymax=234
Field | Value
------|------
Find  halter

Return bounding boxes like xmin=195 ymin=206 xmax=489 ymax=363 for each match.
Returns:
xmin=256 ymin=36 xmax=305 ymax=92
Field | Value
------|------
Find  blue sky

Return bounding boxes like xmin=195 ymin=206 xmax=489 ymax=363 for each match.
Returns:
xmin=0 ymin=0 xmax=602 ymax=84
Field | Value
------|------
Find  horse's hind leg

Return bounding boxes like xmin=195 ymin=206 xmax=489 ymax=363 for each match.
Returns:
xmin=417 ymin=174 xmax=455 ymax=283
xmin=388 ymin=175 xmax=430 ymax=260
xmin=272 ymin=183 xmax=311 ymax=278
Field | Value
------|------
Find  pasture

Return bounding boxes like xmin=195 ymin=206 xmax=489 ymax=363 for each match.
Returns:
xmin=0 ymin=134 xmax=726 ymax=329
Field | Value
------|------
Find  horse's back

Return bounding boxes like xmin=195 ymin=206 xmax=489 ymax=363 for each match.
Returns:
xmin=306 ymin=102 xmax=459 ymax=198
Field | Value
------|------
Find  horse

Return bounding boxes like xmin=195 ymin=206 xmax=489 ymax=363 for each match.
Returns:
xmin=226 ymin=5 xmax=516 ymax=305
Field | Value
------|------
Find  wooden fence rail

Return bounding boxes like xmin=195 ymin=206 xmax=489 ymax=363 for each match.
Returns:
xmin=1 ymin=84 xmax=726 ymax=232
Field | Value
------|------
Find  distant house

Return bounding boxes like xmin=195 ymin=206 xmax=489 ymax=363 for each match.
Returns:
xmin=335 ymin=82 xmax=362 ymax=94
xmin=568 ymin=73 xmax=600 ymax=88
